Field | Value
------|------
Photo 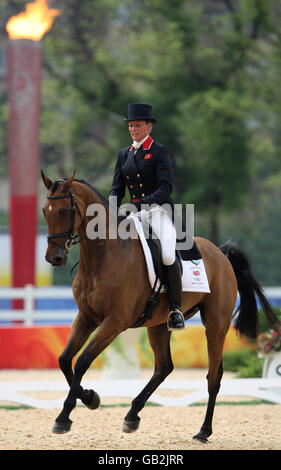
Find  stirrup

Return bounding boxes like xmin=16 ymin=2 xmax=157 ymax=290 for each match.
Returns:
xmin=167 ymin=308 xmax=186 ymax=331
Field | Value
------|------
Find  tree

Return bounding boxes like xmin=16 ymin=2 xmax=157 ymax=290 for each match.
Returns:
xmin=1 ymin=0 xmax=281 ymax=284
xmin=176 ymin=88 xmax=251 ymax=244
xmin=123 ymin=0 xmax=281 ymax=245
xmin=41 ymin=0 xmax=134 ymax=183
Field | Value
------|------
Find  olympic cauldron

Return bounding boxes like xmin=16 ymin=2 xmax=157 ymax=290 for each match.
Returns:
xmin=6 ymin=0 xmax=59 ymax=307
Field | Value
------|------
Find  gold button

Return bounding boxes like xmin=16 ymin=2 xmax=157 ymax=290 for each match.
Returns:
xmin=137 ymin=174 xmax=140 ymax=178
xmin=139 ymin=183 xmax=143 ymax=188
xmin=126 ymin=175 xmax=130 ymax=179
xmin=142 ymin=193 xmax=145 ymax=197
xmin=130 ymin=185 xmax=134 ymax=188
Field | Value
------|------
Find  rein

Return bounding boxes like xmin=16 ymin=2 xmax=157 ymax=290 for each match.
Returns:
xmin=47 ymin=188 xmax=85 ymax=252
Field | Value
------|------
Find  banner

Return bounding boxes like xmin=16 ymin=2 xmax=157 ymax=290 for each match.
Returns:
xmin=0 ymin=325 xmax=249 ymax=369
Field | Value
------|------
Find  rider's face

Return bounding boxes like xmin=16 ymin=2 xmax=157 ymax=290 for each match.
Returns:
xmin=128 ymin=120 xmax=153 ymax=142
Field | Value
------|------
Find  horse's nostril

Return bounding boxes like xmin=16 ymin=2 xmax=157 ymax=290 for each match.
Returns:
xmin=53 ymin=256 xmax=64 ymax=266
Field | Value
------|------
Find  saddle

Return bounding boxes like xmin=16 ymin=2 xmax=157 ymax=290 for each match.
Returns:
xmin=130 ymin=223 xmax=202 ymax=328
xmin=138 ymin=213 xmax=202 ymax=284
xmin=147 ymin=237 xmax=202 ymax=280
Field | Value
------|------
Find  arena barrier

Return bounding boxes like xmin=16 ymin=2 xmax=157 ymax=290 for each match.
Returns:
xmin=0 ymin=286 xmax=280 ymax=407
xmin=1 ymin=285 xmax=279 ymax=325
xmin=0 ymin=378 xmax=281 ymax=408
xmin=0 ymin=285 xmax=75 ymax=325
xmin=0 ymin=286 xmax=280 ymax=369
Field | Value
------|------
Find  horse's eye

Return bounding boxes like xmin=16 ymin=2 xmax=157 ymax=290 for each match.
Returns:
xmin=59 ymin=208 xmax=69 ymax=217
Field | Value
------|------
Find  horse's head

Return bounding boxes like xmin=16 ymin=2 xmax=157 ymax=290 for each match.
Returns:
xmin=41 ymin=170 xmax=83 ymax=266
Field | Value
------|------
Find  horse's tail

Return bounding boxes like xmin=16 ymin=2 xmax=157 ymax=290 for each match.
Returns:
xmin=219 ymin=240 xmax=281 ymax=339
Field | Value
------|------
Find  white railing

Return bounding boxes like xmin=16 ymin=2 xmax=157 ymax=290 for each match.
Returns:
xmin=0 ymin=285 xmax=280 ymax=327
xmin=0 ymin=285 xmax=76 ymax=326
xmin=0 ymin=378 xmax=281 ymax=408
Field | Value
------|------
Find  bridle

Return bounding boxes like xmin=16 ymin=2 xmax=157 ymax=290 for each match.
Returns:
xmin=47 ymin=188 xmax=84 ymax=252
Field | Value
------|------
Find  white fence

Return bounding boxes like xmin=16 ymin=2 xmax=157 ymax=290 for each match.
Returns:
xmin=0 ymin=285 xmax=76 ymax=325
xmin=0 ymin=285 xmax=280 ymax=407
xmin=1 ymin=377 xmax=281 ymax=409
xmin=0 ymin=285 xmax=280 ymax=326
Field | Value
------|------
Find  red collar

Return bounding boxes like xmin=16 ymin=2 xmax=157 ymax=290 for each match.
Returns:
xmin=143 ymin=135 xmax=153 ymax=150
xmin=129 ymin=135 xmax=154 ymax=151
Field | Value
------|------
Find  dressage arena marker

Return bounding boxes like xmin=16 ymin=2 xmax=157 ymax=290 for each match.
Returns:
xmin=0 ymin=378 xmax=281 ymax=409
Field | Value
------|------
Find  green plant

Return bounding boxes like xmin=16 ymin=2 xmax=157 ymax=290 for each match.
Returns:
xmin=258 ymin=307 xmax=281 ymax=333
xmin=223 ymin=347 xmax=264 ymax=378
xmin=222 ymin=308 xmax=281 ymax=377
xmin=236 ymin=356 xmax=264 ymax=378
xmin=223 ymin=347 xmax=256 ymax=372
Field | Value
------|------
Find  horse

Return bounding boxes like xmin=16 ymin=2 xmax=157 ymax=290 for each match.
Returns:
xmin=41 ymin=170 xmax=280 ymax=442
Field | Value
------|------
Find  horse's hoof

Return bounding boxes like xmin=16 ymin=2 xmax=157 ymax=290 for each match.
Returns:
xmin=82 ymin=390 xmax=100 ymax=410
xmin=52 ymin=419 xmax=72 ymax=434
xmin=122 ymin=417 xmax=140 ymax=433
xmin=193 ymin=432 xmax=208 ymax=443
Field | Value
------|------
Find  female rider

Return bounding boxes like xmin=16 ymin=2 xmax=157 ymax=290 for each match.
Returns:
xmin=109 ymin=103 xmax=185 ymax=330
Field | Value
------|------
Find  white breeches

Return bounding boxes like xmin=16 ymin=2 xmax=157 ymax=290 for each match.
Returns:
xmin=146 ymin=205 xmax=177 ymax=266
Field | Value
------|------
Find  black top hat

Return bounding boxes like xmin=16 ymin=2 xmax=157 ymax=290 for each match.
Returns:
xmin=124 ymin=103 xmax=157 ymax=123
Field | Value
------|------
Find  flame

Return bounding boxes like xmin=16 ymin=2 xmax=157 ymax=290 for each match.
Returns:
xmin=6 ymin=0 xmax=60 ymax=41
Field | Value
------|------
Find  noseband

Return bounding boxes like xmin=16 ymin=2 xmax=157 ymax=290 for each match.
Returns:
xmin=47 ymin=188 xmax=84 ymax=252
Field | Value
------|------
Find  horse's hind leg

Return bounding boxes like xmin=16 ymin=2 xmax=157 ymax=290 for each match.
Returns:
xmin=123 ymin=323 xmax=173 ymax=433
xmin=193 ymin=317 xmax=228 ymax=443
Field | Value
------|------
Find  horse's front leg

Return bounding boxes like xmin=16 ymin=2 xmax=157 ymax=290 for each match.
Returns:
xmin=53 ymin=316 xmax=122 ymax=433
xmin=123 ymin=323 xmax=173 ymax=433
xmin=57 ymin=311 xmax=99 ymax=410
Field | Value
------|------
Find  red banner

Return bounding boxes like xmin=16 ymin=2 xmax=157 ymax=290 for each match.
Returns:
xmin=0 ymin=325 xmax=249 ymax=369
xmin=0 ymin=326 xmax=69 ymax=368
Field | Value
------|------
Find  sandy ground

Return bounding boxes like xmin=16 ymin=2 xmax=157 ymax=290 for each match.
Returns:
xmin=0 ymin=368 xmax=280 ymax=451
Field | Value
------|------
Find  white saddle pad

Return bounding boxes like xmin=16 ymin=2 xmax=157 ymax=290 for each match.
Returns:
xmin=128 ymin=213 xmax=210 ymax=293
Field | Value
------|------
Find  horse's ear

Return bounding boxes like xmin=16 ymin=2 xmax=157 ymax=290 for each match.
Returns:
xmin=41 ymin=169 xmax=53 ymax=190
xmin=62 ymin=170 xmax=76 ymax=192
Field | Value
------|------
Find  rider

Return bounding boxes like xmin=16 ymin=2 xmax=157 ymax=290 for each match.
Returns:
xmin=109 ymin=103 xmax=185 ymax=331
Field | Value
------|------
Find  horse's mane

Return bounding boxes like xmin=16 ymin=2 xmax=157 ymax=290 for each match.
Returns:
xmin=74 ymin=179 xmax=127 ymax=222
xmin=50 ymin=177 xmax=109 ymax=210
xmin=74 ymin=178 xmax=109 ymax=210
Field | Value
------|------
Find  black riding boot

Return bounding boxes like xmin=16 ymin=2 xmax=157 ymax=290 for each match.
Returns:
xmin=164 ymin=260 xmax=185 ymax=331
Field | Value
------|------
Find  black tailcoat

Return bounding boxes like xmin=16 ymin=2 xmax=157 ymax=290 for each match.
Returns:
xmin=109 ymin=136 xmax=174 ymax=210
xmin=109 ymin=136 xmax=201 ymax=260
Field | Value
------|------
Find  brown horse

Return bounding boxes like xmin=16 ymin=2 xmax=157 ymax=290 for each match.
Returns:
xmin=41 ymin=171 xmax=280 ymax=442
